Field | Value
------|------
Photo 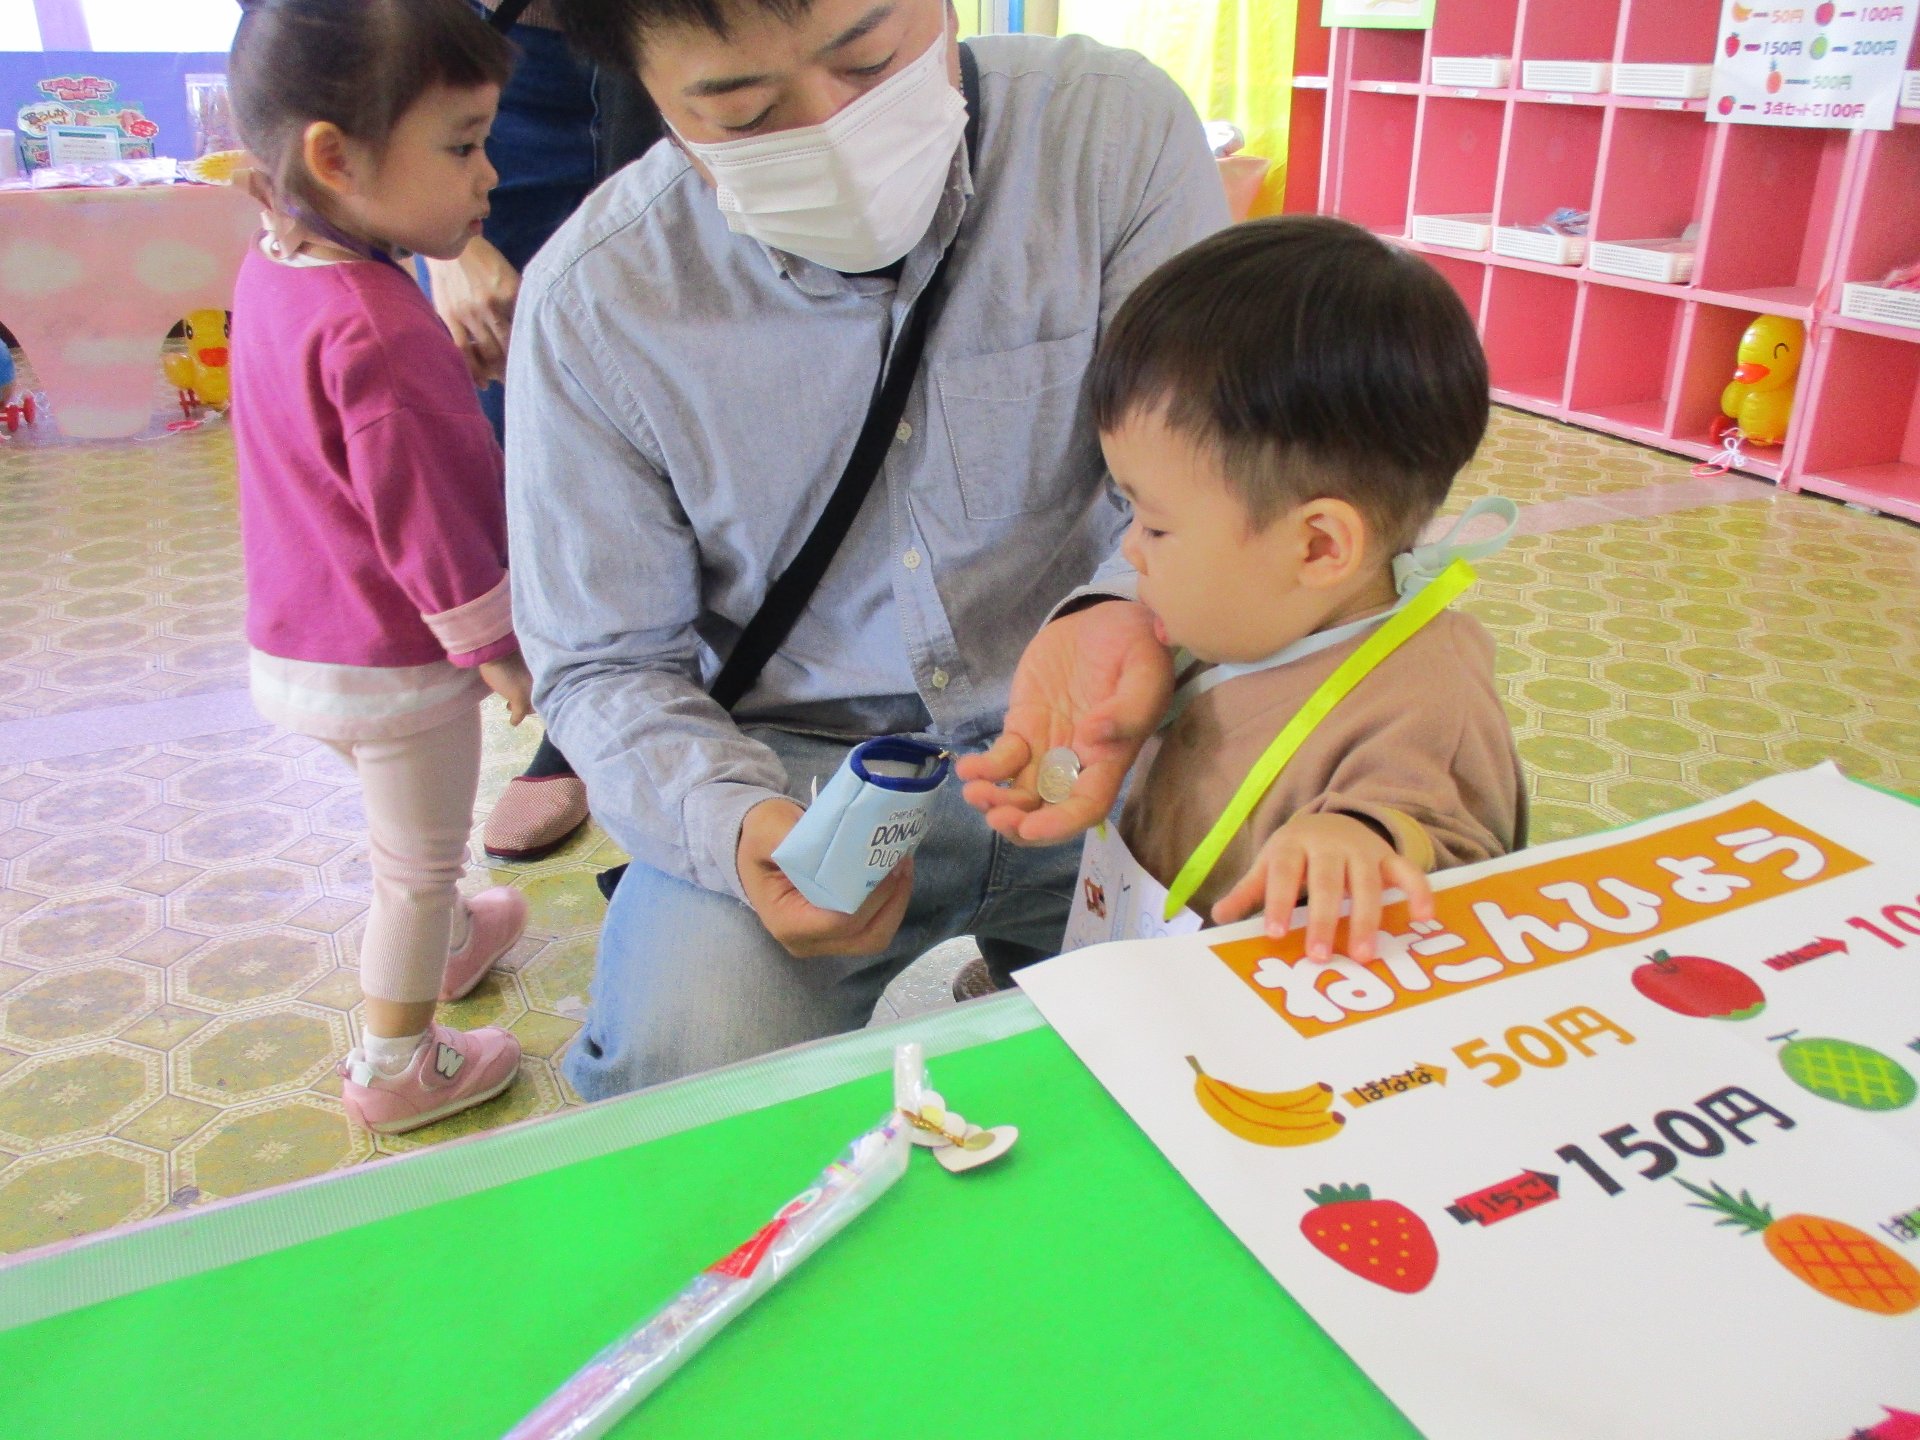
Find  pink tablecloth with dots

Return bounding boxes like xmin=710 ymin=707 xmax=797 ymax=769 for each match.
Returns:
xmin=0 ymin=183 xmax=258 ymax=439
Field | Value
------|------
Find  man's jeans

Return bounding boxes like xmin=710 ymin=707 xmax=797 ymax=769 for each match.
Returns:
xmin=563 ymin=728 xmax=1078 ymax=1099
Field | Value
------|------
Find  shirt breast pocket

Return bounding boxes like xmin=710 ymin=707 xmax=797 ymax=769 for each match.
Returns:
xmin=935 ymin=327 xmax=1102 ymax=522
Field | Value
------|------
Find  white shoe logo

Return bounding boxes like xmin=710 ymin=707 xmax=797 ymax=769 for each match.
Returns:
xmin=434 ymin=1043 xmax=464 ymax=1079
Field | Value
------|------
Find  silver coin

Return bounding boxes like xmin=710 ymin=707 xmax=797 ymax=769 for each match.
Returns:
xmin=1036 ymin=746 xmax=1082 ymax=805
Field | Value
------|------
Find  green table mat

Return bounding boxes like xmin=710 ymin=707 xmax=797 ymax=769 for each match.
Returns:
xmin=0 ymin=1011 xmax=1416 ymax=1439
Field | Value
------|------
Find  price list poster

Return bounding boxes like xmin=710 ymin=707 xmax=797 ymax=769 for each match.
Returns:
xmin=1020 ymin=767 xmax=1920 ymax=1439
xmin=1710 ymin=0 xmax=1920 ymax=129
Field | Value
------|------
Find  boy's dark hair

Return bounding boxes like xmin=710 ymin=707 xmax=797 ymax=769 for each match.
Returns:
xmin=557 ymin=0 xmax=814 ymax=76
xmin=230 ymin=0 xmax=513 ymax=218
xmin=1090 ymin=215 xmax=1489 ymax=555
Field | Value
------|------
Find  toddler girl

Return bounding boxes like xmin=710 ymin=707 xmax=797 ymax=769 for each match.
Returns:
xmin=229 ymin=0 xmax=531 ymax=1133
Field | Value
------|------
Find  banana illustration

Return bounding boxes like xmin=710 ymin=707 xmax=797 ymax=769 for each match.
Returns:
xmin=1186 ymin=1056 xmax=1346 ymax=1147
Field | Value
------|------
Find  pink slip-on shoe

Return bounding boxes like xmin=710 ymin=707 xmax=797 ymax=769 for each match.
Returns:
xmin=339 ymin=1023 xmax=520 ymax=1135
xmin=482 ymin=774 xmax=590 ymax=861
xmin=439 ymin=886 xmax=529 ymax=1001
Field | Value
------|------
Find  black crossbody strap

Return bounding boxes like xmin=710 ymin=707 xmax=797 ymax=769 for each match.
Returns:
xmin=707 ymin=44 xmax=983 ymax=713
xmin=486 ymin=0 xmax=533 ymax=30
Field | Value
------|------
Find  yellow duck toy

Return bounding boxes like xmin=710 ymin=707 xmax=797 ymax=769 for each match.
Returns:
xmin=1717 ymin=314 xmax=1803 ymax=447
xmin=163 ymin=309 xmax=232 ymax=414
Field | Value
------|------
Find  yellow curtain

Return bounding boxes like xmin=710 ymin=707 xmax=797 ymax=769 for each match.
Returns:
xmin=1055 ymin=0 xmax=1297 ymax=216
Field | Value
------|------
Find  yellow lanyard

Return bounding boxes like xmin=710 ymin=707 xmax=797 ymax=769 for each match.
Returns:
xmin=1161 ymin=558 xmax=1478 ymax=921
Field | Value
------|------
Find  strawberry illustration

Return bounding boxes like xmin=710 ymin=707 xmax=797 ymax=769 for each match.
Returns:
xmin=1853 ymin=1407 xmax=1920 ymax=1440
xmin=1300 ymin=1183 xmax=1437 ymax=1294
xmin=1631 ymin=949 xmax=1765 ymax=1021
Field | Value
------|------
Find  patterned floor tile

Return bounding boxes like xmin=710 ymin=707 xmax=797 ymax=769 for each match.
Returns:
xmin=1468 ymin=499 xmax=1920 ymax=844
xmin=0 ymin=1139 xmax=166 ymax=1253
xmin=173 ymin=932 xmax=334 ymax=1012
xmin=0 ymin=1042 xmax=164 ymax=1151
xmin=173 ymin=1003 xmax=352 ymax=1105
xmin=175 ymin=1093 xmax=372 ymax=1200
xmin=116 ymin=1093 xmax=221 ymax=1151
xmin=0 ymin=961 xmax=160 ymax=1052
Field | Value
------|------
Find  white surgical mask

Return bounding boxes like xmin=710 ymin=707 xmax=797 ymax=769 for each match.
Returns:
xmin=675 ymin=12 xmax=967 ymax=273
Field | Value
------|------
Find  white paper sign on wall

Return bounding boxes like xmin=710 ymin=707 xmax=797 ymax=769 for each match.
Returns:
xmin=1709 ymin=0 xmax=1920 ymax=130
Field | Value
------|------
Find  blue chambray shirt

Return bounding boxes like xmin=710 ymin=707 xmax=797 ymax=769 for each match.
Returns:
xmin=506 ymin=35 xmax=1229 ymax=902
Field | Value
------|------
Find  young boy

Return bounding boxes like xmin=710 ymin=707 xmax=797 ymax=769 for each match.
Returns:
xmin=1086 ymin=214 xmax=1526 ymax=962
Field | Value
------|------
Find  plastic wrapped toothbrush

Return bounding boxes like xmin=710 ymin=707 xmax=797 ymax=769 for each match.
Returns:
xmin=505 ymin=1116 xmax=910 ymax=1440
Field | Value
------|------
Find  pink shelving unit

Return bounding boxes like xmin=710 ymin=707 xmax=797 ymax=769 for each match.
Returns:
xmin=1282 ymin=8 xmax=1331 ymax=214
xmin=1310 ymin=0 xmax=1920 ymax=521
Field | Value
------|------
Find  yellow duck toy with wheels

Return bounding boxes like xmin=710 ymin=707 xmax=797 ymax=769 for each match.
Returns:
xmin=1716 ymin=313 xmax=1803 ymax=448
xmin=162 ymin=309 xmax=232 ymax=414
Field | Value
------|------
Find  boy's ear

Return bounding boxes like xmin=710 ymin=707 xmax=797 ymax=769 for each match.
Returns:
xmin=1295 ymin=498 xmax=1372 ymax=589
xmin=300 ymin=121 xmax=360 ymax=201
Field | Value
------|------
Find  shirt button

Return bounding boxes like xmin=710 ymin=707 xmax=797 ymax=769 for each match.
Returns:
xmin=931 ymin=668 xmax=950 ymax=690
xmin=903 ymin=548 xmax=922 ymax=570
xmin=895 ymin=421 xmax=913 ymax=443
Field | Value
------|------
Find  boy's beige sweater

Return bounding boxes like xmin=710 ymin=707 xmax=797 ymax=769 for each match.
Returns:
xmin=1120 ymin=609 xmax=1527 ymax=918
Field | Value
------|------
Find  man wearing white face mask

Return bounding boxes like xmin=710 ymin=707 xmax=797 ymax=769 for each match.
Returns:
xmin=508 ymin=0 xmax=1228 ymax=1097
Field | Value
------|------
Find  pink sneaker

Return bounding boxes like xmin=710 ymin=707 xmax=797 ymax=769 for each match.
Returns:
xmin=439 ymin=886 xmax=529 ymax=1001
xmin=339 ymin=1023 xmax=521 ymax=1135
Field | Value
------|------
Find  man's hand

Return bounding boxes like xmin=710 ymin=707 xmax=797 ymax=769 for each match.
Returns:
xmin=956 ymin=599 xmax=1173 ymax=845
xmin=424 ymin=237 xmax=520 ymax=386
xmin=1210 ymin=813 xmax=1436 ymax=962
xmin=737 ymin=798 xmax=915 ymax=959
xmin=478 ymin=653 xmax=535 ymax=725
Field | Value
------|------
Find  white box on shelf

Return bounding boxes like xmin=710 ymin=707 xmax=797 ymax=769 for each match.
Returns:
xmin=1903 ymin=70 xmax=1920 ymax=110
xmin=1589 ymin=237 xmax=1697 ymax=284
xmin=1612 ymin=63 xmax=1712 ymax=99
xmin=1521 ymin=60 xmax=1611 ymax=93
xmin=1841 ymin=283 xmax=1920 ymax=331
xmin=1430 ymin=55 xmax=1511 ymax=88
xmin=1410 ymin=212 xmax=1493 ymax=250
xmin=1494 ymin=227 xmax=1587 ymax=265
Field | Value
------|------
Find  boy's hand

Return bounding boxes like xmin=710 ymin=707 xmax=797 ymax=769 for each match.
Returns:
xmin=956 ymin=600 xmax=1173 ymax=845
xmin=736 ymin=798 xmax=914 ymax=959
xmin=1211 ymin=812 xmax=1436 ymax=962
xmin=479 ymin=654 xmax=535 ymax=726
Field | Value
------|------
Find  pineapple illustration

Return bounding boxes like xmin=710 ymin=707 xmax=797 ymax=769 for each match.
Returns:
xmin=1772 ymin=1031 xmax=1917 ymax=1111
xmin=1678 ymin=1177 xmax=1920 ymax=1315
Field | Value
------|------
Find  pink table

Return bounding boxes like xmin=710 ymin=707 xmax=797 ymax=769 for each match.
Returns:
xmin=0 ymin=183 xmax=258 ymax=439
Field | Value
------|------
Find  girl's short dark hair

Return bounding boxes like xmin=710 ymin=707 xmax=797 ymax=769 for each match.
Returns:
xmin=1090 ymin=215 xmax=1490 ymax=555
xmin=230 ymin=0 xmax=513 ymax=216
xmin=557 ymin=0 xmax=815 ymax=76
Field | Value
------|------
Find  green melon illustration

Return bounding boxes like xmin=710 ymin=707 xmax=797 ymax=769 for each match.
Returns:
xmin=1774 ymin=1032 xmax=1917 ymax=1111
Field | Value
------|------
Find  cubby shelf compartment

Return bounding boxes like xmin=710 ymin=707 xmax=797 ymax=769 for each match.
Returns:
xmin=1484 ymin=268 xmax=1578 ymax=405
xmin=1795 ymin=330 xmax=1920 ymax=524
xmin=1693 ymin=122 xmax=1850 ymax=317
xmin=1303 ymin=0 xmax=1920 ymax=515
xmin=1565 ymin=285 xmax=1686 ymax=439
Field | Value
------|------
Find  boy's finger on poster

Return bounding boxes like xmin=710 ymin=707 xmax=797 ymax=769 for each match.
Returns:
xmin=1264 ymin=848 xmax=1309 ymax=939
xmin=1303 ymin=848 xmax=1346 ymax=961
xmin=1384 ymin=854 xmax=1437 ymax=922
xmin=1346 ymin=861 xmax=1383 ymax=962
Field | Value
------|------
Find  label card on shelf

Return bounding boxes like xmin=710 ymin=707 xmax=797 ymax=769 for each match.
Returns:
xmin=1320 ymin=0 xmax=1433 ymax=28
xmin=1708 ymin=0 xmax=1920 ymax=130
